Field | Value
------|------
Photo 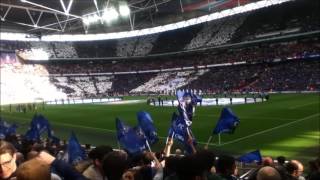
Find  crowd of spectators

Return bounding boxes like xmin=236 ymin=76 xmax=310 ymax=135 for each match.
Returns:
xmin=1 ymin=37 xmax=319 ymax=101
xmin=231 ymin=0 xmax=320 ymax=43
xmin=41 ymin=58 xmax=320 ymax=97
xmin=0 ymin=52 xmax=67 ymax=104
xmin=42 ymin=38 xmax=319 ymax=74
xmin=185 ymin=14 xmax=247 ymax=50
xmin=1 ymin=1 xmax=318 ymax=60
xmin=182 ymin=60 xmax=320 ymax=94
xmin=1 ymin=136 xmax=320 ymax=180
xmin=1 ymin=0 xmax=318 ymax=59
xmin=130 ymin=69 xmax=209 ymax=94
xmin=49 ymin=74 xmax=158 ymax=98
xmin=116 ymin=34 xmax=159 ymax=57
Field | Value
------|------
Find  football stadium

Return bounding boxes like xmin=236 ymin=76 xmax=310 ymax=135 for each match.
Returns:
xmin=0 ymin=0 xmax=319 ymax=179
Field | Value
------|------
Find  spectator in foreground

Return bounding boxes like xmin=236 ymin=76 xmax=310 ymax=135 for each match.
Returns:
xmin=103 ymin=151 xmax=128 ymax=180
xmin=262 ymin=157 xmax=273 ymax=167
xmin=83 ymin=145 xmax=113 ymax=180
xmin=276 ymin=156 xmax=286 ymax=167
xmin=291 ymin=160 xmax=305 ymax=180
xmin=307 ymin=158 xmax=320 ymax=180
xmin=35 ymin=151 xmax=87 ymax=180
xmin=15 ymin=158 xmax=51 ymax=180
xmin=285 ymin=161 xmax=299 ymax=180
xmin=257 ymin=166 xmax=281 ymax=180
xmin=0 ymin=140 xmax=18 ymax=180
xmin=215 ymin=155 xmax=238 ymax=180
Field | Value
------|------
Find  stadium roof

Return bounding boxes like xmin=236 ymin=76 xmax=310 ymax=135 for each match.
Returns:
xmin=0 ymin=0 xmax=258 ymax=34
xmin=0 ymin=0 xmax=291 ymax=41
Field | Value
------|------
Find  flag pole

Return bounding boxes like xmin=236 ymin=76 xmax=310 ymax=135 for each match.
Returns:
xmin=205 ymin=135 xmax=214 ymax=149
xmin=117 ymin=141 xmax=121 ymax=150
xmin=145 ymin=140 xmax=152 ymax=152
xmin=164 ymin=132 xmax=175 ymax=157
xmin=218 ymin=133 xmax=221 ymax=145
xmin=165 ymin=131 xmax=175 ymax=145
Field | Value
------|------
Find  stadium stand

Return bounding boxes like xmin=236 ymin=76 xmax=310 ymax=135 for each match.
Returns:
xmin=1 ymin=0 xmax=318 ymax=60
xmin=130 ymin=69 xmax=209 ymax=93
xmin=231 ymin=0 xmax=320 ymax=42
xmin=1 ymin=37 xmax=319 ymax=101
xmin=116 ymin=34 xmax=159 ymax=57
xmin=181 ymin=60 xmax=320 ymax=93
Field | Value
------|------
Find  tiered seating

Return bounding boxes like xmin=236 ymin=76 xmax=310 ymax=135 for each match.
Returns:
xmin=94 ymin=76 xmax=114 ymax=94
xmin=52 ymin=42 xmax=78 ymax=58
xmin=130 ymin=69 xmax=209 ymax=93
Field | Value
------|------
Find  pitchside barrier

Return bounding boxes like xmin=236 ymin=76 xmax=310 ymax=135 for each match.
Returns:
xmin=45 ymin=97 xmax=122 ymax=105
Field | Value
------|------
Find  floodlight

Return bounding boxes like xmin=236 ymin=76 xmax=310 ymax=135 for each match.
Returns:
xmin=103 ymin=7 xmax=119 ymax=22
xmin=82 ymin=17 xmax=90 ymax=25
xmin=119 ymin=5 xmax=130 ymax=17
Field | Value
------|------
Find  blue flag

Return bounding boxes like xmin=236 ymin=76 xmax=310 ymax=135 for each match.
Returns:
xmin=25 ymin=127 xmax=40 ymax=141
xmin=168 ymin=112 xmax=196 ymax=154
xmin=31 ymin=114 xmax=52 ymax=136
xmin=168 ymin=112 xmax=188 ymax=143
xmin=116 ymin=118 xmax=147 ymax=154
xmin=0 ymin=118 xmax=18 ymax=138
xmin=213 ymin=107 xmax=240 ymax=134
xmin=25 ymin=114 xmax=48 ymax=141
xmin=25 ymin=114 xmax=59 ymax=143
xmin=137 ymin=111 xmax=158 ymax=145
xmin=237 ymin=150 xmax=262 ymax=163
xmin=176 ymin=90 xmax=201 ymax=126
xmin=67 ymin=132 xmax=86 ymax=165
xmin=192 ymin=94 xmax=202 ymax=104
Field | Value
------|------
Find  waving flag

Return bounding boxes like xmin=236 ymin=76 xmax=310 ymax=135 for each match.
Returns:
xmin=176 ymin=90 xmax=201 ymax=126
xmin=168 ymin=112 xmax=188 ymax=142
xmin=25 ymin=127 xmax=40 ymax=141
xmin=137 ymin=111 xmax=158 ymax=145
xmin=237 ymin=150 xmax=262 ymax=163
xmin=25 ymin=114 xmax=49 ymax=141
xmin=213 ymin=107 xmax=240 ymax=134
xmin=24 ymin=114 xmax=59 ymax=143
xmin=192 ymin=94 xmax=202 ymax=104
xmin=168 ymin=112 xmax=196 ymax=154
xmin=116 ymin=118 xmax=147 ymax=154
xmin=67 ymin=132 xmax=86 ymax=165
xmin=0 ymin=118 xmax=18 ymax=138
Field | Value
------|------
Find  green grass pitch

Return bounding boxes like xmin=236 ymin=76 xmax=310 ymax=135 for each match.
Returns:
xmin=1 ymin=93 xmax=319 ymax=163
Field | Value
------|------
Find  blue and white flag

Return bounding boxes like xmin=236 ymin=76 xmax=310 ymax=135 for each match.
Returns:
xmin=25 ymin=114 xmax=59 ymax=143
xmin=137 ymin=111 xmax=158 ymax=145
xmin=168 ymin=112 xmax=196 ymax=154
xmin=213 ymin=107 xmax=240 ymax=134
xmin=0 ymin=118 xmax=18 ymax=138
xmin=116 ymin=118 xmax=147 ymax=154
xmin=176 ymin=90 xmax=201 ymax=126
